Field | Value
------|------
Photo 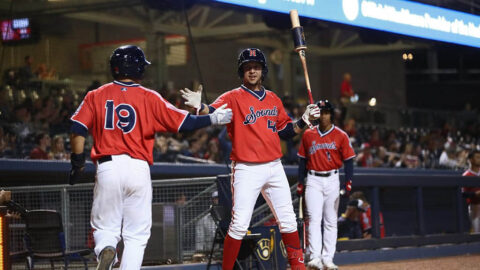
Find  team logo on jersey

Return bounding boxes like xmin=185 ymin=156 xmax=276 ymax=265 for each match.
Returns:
xmin=243 ymin=106 xmax=278 ymax=125
xmin=309 ymin=141 xmax=337 ymax=154
xmin=255 ymin=238 xmax=271 ymax=260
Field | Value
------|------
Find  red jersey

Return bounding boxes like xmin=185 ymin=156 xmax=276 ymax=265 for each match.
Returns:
xmin=298 ymin=125 xmax=355 ymax=171
xmin=360 ymin=206 xmax=385 ymax=238
xmin=71 ymin=81 xmax=188 ymax=164
xmin=462 ymin=169 xmax=480 ymax=205
xmin=210 ymin=85 xmax=291 ymax=163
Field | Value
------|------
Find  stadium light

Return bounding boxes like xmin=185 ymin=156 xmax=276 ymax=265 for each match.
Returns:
xmin=368 ymin=97 xmax=377 ymax=107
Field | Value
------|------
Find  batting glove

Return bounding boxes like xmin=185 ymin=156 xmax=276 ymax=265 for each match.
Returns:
xmin=296 ymin=183 xmax=305 ymax=196
xmin=69 ymin=152 xmax=85 ymax=185
xmin=209 ymin=104 xmax=233 ymax=125
xmin=180 ymin=85 xmax=202 ymax=113
xmin=340 ymin=180 xmax=352 ymax=197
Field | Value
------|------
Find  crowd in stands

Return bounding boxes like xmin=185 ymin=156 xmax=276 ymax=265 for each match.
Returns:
xmin=0 ymin=60 xmax=478 ymax=171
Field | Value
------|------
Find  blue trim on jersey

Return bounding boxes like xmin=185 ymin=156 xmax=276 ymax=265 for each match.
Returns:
xmin=298 ymin=157 xmax=307 ymax=185
xmin=208 ymin=105 xmax=216 ymax=113
xmin=241 ymin=84 xmax=266 ymax=101
xmin=113 ymin=80 xmax=140 ymax=87
xmin=317 ymin=124 xmax=335 ymax=137
xmin=70 ymin=121 xmax=88 ymax=137
xmin=179 ymin=114 xmax=212 ymax=132
xmin=344 ymin=158 xmax=354 ymax=182
xmin=278 ymin=122 xmax=296 ymax=140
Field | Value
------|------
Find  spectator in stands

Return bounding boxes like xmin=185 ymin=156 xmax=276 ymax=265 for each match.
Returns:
xmin=29 ymin=132 xmax=51 ymax=160
xmin=462 ymin=150 xmax=480 ymax=233
xmin=439 ymin=140 xmax=468 ymax=169
xmin=349 ymin=191 xmax=385 ymax=238
xmin=343 ymin=118 xmax=356 ymax=138
xmin=339 ymin=72 xmax=355 ymax=123
xmin=399 ymin=142 xmax=420 ymax=168
xmin=34 ymin=96 xmax=60 ymax=129
xmin=12 ymin=105 xmax=33 ymax=140
xmin=48 ymin=134 xmax=68 ymax=160
xmin=337 ymin=199 xmax=364 ymax=240
xmin=205 ymin=138 xmax=220 ymax=163
xmin=368 ymin=129 xmax=383 ymax=148
xmin=175 ymin=193 xmax=187 ymax=206
xmin=372 ymin=146 xmax=389 ymax=167
xmin=153 ymin=134 xmax=176 ymax=162
xmin=18 ymin=55 xmax=34 ymax=81
xmin=195 ymin=191 xmax=219 ymax=252
xmin=0 ymin=88 xmax=13 ymax=121
xmin=356 ymin=142 xmax=373 ymax=167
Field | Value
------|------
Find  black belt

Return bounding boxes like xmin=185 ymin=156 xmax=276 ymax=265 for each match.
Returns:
xmin=98 ymin=155 xmax=112 ymax=164
xmin=308 ymin=170 xmax=338 ymax=177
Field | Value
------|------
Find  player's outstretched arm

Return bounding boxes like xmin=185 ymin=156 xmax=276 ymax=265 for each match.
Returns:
xmin=179 ymin=104 xmax=232 ymax=132
xmin=180 ymin=85 xmax=209 ymax=115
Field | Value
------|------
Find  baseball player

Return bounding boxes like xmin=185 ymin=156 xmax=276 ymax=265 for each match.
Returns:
xmin=462 ymin=150 xmax=480 ymax=233
xmin=180 ymin=48 xmax=320 ymax=270
xmin=68 ymin=45 xmax=232 ymax=270
xmin=297 ymin=100 xmax=355 ymax=270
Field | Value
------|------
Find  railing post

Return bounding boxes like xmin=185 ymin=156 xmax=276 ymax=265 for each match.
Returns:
xmin=371 ymin=187 xmax=380 ymax=238
xmin=456 ymin=186 xmax=465 ymax=233
xmin=0 ymin=206 xmax=11 ymax=270
xmin=61 ymin=187 xmax=70 ymax=249
xmin=416 ymin=187 xmax=425 ymax=236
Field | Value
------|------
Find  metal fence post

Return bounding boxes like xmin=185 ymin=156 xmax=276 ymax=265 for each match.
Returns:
xmin=61 ymin=187 xmax=70 ymax=249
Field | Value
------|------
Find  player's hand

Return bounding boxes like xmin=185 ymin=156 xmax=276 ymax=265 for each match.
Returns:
xmin=180 ymin=85 xmax=202 ymax=110
xmin=340 ymin=180 xmax=352 ymax=197
xmin=296 ymin=183 xmax=305 ymax=196
xmin=306 ymin=104 xmax=320 ymax=120
xmin=209 ymin=104 xmax=232 ymax=125
xmin=69 ymin=152 xmax=86 ymax=185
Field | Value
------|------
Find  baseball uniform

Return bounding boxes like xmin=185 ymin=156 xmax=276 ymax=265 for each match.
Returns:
xmin=298 ymin=124 xmax=355 ymax=265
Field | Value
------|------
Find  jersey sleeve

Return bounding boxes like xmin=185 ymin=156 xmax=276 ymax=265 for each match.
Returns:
xmin=276 ymin=97 xmax=292 ymax=131
xmin=70 ymin=92 xmax=94 ymax=130
xmin=340 ymin=133 xmax=356 ymax=161
xmin=151 ymin=92 xmax=189 ymax=132
xmin=297 ymin=132 xmax=307 ymax=158
xmin=210 ymin=92 xmax=230 ymax=109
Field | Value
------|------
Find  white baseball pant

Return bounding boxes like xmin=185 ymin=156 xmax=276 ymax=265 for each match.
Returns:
xmin=305 ymin=170 xmax=340 ymax=264
xmin=91 ymin=154 xmax=152 ymax=270
xmin=228 ymin=159 xmax=298 ymax=239
xmin=469 ymin=203 xmax=480 ymax=233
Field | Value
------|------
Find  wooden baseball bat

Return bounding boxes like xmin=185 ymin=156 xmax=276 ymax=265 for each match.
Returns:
xmin=290 ymin=10 xmax=314 ymax=105
xmin=299 ymin=195 xmax=306 ymax=251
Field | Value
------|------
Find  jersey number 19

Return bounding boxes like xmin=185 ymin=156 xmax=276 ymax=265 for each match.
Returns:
xmin=104 ymin=100 xmax=137 ymax=133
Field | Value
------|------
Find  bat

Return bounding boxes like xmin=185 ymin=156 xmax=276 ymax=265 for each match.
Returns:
xmin=290 ymin=10 xmax=314 ymax=129
xmin=290 ymin=9 xmax=313 ymax=105
xmin=298 ymin=195 xmax=306 ymax=251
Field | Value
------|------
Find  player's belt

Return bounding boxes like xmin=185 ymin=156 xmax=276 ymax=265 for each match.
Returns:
xmin=98 ymin=155 xmax=112 ymax=164
xmin=308 ymin=170 xmax=338 ymax=177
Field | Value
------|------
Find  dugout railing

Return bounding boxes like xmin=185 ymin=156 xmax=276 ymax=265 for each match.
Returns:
xmin=3 ymin=163 xmax=480 ymax=265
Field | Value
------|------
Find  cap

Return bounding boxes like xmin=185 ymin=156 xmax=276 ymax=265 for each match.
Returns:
xmin=211 ymin=191 xmax=218 ymax=198
xmin=348 ymin=199 xmax=366 ymax=212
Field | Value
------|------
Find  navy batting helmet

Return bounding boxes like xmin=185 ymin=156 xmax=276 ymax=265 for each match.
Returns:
xmin=317 ymin=99 xmax=335 ymax=121
xmin=110 ymin=45 xmax=151 ymax=80
xmin=237 ymin=48 xmax=268 ymax=80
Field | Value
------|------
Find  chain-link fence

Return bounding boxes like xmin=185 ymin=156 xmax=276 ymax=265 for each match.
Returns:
xmin=6 ymin=175 xmax=293 ymax=267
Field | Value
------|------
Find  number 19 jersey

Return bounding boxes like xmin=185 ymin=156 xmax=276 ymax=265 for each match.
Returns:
xmin=71 ymin=81 xmax=188 ymax=164
xmin=210 ymin=85 xmax=292 ymax=163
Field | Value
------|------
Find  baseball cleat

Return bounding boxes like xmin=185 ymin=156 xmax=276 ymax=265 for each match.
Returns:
xmin=323 ymin=261 xmax=338 ymax=270
xmin=307 ymin=257 xmax=323 ymax=269
xmin=96 ymin=246 xmax=116 ymax=270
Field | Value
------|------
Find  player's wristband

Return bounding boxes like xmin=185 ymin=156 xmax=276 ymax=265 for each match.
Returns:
xmin=71 ymin=152 xmax=86 ymax=168
xmin=296 ymin=119 xmax=306 ymax=129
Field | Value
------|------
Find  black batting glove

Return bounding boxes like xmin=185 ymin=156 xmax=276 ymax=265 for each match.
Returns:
xmin=69 ymin=152 xmax=85 ymax=185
